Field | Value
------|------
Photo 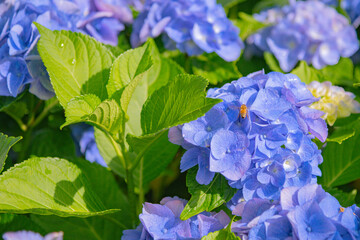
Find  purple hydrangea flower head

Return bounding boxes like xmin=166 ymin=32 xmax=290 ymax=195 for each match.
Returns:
xmin=131 ymin=0 xmax=244 ymax=62
xmin=3 ymin=231 xmax=63 ymax=240
xmin=170 ymin=70 xmax=327 ymax=201
xmin=0 ymin=0 xmax=133 ymax=99
xmin=122 ymin=196 xmax=230 ymax=239
xmin=252 ymin=1 xmax=359 ymax=71
xmin=231 ymin=184 xmax=360 ymax=239
xmin=71 ymin=124 xmax=107 ymax=167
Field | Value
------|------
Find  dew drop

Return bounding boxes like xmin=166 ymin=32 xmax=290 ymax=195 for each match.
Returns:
xmin=60 ymin=43 xmax=64 ymax=48
xmin=71 ymin=59 xmax=76 ymax=65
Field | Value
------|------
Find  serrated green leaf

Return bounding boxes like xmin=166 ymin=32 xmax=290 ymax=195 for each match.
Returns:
xmin=233 ymin=12 xmax=268 ymax=40
xmin=35 ymin=23 xmax=114 ymax=107
xmin=319 ymin=119 xmax=360 ymax=187
xmin=32 ymin=158 xmax=131 ymax=239
xmin=327 ymin=127 xmax=356 ymax=144
xmin=28 ymin=128 xmax=76 ymax=159
xmin=191 ymin=53 xmax=241 ymax=85
xmin=264 ymin=52 xmax=283 ymax=73
xmin=127 ymin=131 xmax=179 ymax=188
xmin=62 ymin=94 xmax=123 ymax=134
xmin=181 ymin=168 xmax=236 ymax=220
xmin=325 ymin=187 xmax=357 ymax=207
xmin=0 ymin=133 xmax=21 ymax=173
xmin=0 ymin=157 xmax=119 ymax=217
xmin=141 ymin=74 xmax=222 ymax=135
xmin=202 ymin=229 xmax=240 ymax=240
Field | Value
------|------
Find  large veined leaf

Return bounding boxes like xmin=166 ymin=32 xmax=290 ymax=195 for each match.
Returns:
xmin=319 ymin=118 xmax=360 ymax=187
xmin=35 ymin=23 xmax=114 ymax=107
xmin=127 ymin=131 xmax=179 ymax=188
xmin=32 ymin=159 xmax=131 ymax=240
xmin=141 ymin=74 xmax=222 ymax=135
xmin=0 ymin=157 xmax=119 ymax=217
xmin=180 ymin=168 xmax=236 ymax=220
xmin=202 ymin=229 xmax=240 ymax=240
xmin=62 ymin=94 xmax=123 ymax=134
xmin=0 ymin=133 xmax=21 ymax=172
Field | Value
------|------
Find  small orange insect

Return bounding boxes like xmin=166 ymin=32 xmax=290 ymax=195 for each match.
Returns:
xmin=239 ymin=104 xmax=249 ymax=119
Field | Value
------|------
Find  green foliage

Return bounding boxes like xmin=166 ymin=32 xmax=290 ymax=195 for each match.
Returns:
xmin=202 ymin=229 xmax=240 ymax=239
xmin=35 ymin=23 xmax=114 ymax=107
xmin=31 ymin=158 xmax=132 ymax=240
xmin=127 ymin=131 xmax=179 ymax=188
xmin=233 ymin=12 xmax=268 ymax=40
xmin=0 ymin=133 xmax=21 ymax=172
xmin=181 ymin=168 xmax=236 ymax=220
xmin=326 ymin=188 xmax=357 ymax=207
xmin=0 ymin=157 xmax=119 ymax=217
xmin=264 ymin=52 xmax=283 ymax=73
xmin=319 ymin=118 xmax=360 ymax=187
xmin=62 ymin=94 xmax=123 ymax=134
xmin=191 ymin=53 xmax=241 ymax=85
xmin=218 ymin=0 xmax=246 ymax=9
xmin=327 ymin=127 xmax=356 ymax=144
xmin=141 ymin=74 xmax=222 ymax=134
xmin=0 ymin=214 xmax=46 ymax=236
xmin=291 ymin=61 xmax=323 ymax=84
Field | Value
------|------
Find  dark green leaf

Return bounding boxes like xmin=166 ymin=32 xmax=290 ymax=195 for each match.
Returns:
xmin=325 ymin=187 xmax=357 ymax=207
xmin=264 ymin=52 xmax=283 ymax=73
xmin=327 ymin=127 xmax=356 ymax=144
xmin=0 ymin=133 xmax=21 ymax=172
xmin=181 ymin=168 xmax=236 ymax=220
xmin=141 ymin=74 xmax=222 ymax=134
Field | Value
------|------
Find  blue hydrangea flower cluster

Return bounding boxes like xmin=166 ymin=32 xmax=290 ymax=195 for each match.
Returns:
xmin=169 ymin=70 xmax=327 ymax=201
xmin=318 ymin=0 xmax=360 ymax=27
xmin=250 ymin=1 xmax=359 ymax=71
xmin=3 ymin=231 xmax=63 ymax=240
xmin=131 ymin=0 xmax=244 ymax=62
xmin=122 ymin=196 xmax=230 ymax=239
xmin=71 ymin=124 xmax=107 ymax=167
xmin=0 ymin=0 xmax=133 ymax=99
xmin=231 ymin=184 xmax=360 ymax=239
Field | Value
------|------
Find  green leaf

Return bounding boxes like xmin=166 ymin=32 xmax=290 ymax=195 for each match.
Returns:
xmin=0 ymin=157 xmax=119 ymax=217
xmin=35 ymin=23 xmax=114 ymax=107
xmin=0 ymin=133 xmax=21 ymax=173
xmin=191 ymin=53 xmax=241 ymax=85
xmin=180 ymin=168 xmax=236 ymax=220
xmin=290 ymin=61 xmax=323 ymax=84
xmin=127 ymin=131 xmax=179 ymax=188
xmin=327 ymin=127 xmax=356 ymax=144
xmin=32 ymin=158 xmax=131 ymax=239
xmin=202 ymin=229 xmax=240 ymax=240
xmin=233 ymin=12 xmax=268 ymax=40
xmin=62 ymin=94 xmax=123 ymax=134
xmin=0 ymin=214 xmax=46 ymax=236
xmin=319 ymin=119 xmax=360 ymax=187
xmin=217 ymin=0 xmax=246 ymax=9
xmin=29 ymin=128 xmax=76 ymax=159
xmin=141 ymin=74 xmax=222 ymax=135
xmin=325 ymin=188 xmax=357 ymax=207
xmin=94 ymin=128 xmax=125 ymax=178
xmin=106 ymin=41 xmax=153 ymax=137
xmin=264 ymin=52 xmax=283 ymax=73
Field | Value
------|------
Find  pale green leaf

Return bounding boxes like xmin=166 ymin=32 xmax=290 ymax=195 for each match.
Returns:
xmin=191 ymin=53 xmax=241 ymax=85
xmin=0 ymin=157 xmax=119 ymax=217
xmin=290 ymin=61 xmax=323 ymax=84
xmin=202 ymin=229 xmax=240 ymax=240
xmin=319 ymin=119 xmax=360 ymax=187
xmin=217 ymin=0 xmax=246 ymax=8
xmin=62 ymin=94 xmax=123 ymax=134
xmin=35 ymin=23 xmax=114 ymax=107
xmin=32 ymin=158 xmax=131 ymax=239
xmin=0 ymin=133 xmax=21 ymax=172
xmin=264 ymin=52 xmax=283 ymax=73
xmin=180 ymin=168 xmax=236 ymax=220
xmin=127 ymin=131 xmax=179 ymax=188
xmin=141 ymin=74 xmax=222 ymax=135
